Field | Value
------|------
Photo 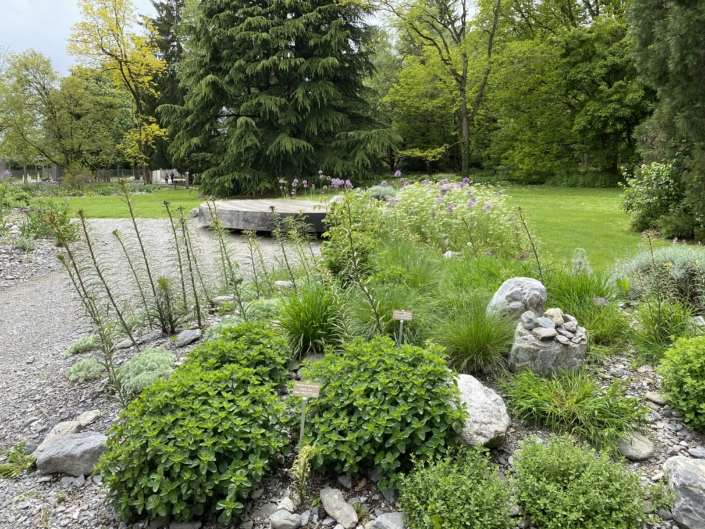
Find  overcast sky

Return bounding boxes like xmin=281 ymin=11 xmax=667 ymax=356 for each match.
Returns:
xmin=3 ymin=0 xmax=156 ymax=75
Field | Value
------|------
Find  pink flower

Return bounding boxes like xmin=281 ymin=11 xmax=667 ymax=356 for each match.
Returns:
xmin=446 ymin=204 xmax=456 ymax=212
xmin=394 ymin=170 xmax=402 ymax=177
xmin=483 ymin=204 xmax=492 ymax=211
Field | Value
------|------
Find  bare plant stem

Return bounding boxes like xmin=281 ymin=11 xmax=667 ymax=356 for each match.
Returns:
xmin=271 ymin=208 xmax=297 ymax=288
xmin=516 ymin=206 xmax=544 ymax=284
xmin=178 ymin=212 xmax=203 ymax=328
xmin=244 ymin=230 xmax=262 ymax=298
xmin=164 ymin=201 xmax=189 ymax=308
xmin=113 ymin=229 xmax=151 ymax=324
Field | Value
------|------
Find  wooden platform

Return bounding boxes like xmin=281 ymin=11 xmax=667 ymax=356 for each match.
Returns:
xmin=198 ymin=199 xmax=329 ymax=232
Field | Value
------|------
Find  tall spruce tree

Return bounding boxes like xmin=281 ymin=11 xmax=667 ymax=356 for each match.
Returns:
xmin=162 ymin=0 xmax=399 ymax=196
xmin=629 ymin=0 xmax=705 ymax=236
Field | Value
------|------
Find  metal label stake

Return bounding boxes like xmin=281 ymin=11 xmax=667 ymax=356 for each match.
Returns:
xmin=393 ymin=310 xmax=414 ymax=346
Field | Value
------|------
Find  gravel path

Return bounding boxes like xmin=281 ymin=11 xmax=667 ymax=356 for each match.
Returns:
xmin=0 ymin=219 xmax=301 ymax=529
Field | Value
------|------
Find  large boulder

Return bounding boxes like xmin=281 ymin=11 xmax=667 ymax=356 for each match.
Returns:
xmin=320 ymin=488 xmax=358 ymax=529
xmin=487 ymin=278 xmax=547 ymax=319
xmin=509 ymin=310 xmax=586 ymax=376
xmin=456 ymin=374 xmax=511 ymax=448
xmin=36 ymin=432 xmax=107 ymax=476
xmin=663 ymin=456 xmax=705 ymax=529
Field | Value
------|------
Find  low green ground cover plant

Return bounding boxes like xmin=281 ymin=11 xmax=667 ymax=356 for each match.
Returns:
xmin=399 ymin=449 xmax=513 ymax=529
xmin=514 ymin=436 xmax=652 ymax=529
xmin=298 ymin=337 xmax=466 ymax=483
xmin=502 ymin=370 xmax=647 ymax=451
xmin=0 ymin=442 xmax=36 ymax=479
xmin=117 ymin=347 xmax=175 ymax=399
xmin=66 ymin=358 xmax=106 ymax=382
xmin=64 ymin=335 xmax=98 ymax=356
xmin=659 ymin=336 xmax=705 ymax=432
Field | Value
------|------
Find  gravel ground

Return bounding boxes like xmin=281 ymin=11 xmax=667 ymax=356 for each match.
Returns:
xmin=1 ymin=220 xmax=704 ymax=529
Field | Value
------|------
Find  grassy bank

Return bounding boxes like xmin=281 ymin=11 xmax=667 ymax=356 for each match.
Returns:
xmin=60 ymin=188 xmax=204 ymax=219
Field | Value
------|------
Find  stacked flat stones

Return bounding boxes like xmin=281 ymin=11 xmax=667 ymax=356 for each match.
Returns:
xmin=509 ymin=307 xmax=587 ymax=376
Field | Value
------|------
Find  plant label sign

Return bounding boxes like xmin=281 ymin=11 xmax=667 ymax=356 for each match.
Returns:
xmin=293 ymin=381 xmax=321 ymax=398
xmin=393 ymin=310 xmax=413 ymax=321
xmin=293 ymin=382 xmax=321 ymax=440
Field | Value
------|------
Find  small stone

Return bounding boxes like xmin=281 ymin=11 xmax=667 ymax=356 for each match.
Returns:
xmin=251 ymin=488 xmax=264 ymax=500
xmin=543 ymin=308 xmax=564 ymax=326
xmin=338 ymin=475 xmax=352 ymax=489
xmin=270 ymin=509 xmax=302 ymax=529
xmin=169 ymin=523 xmax=202 ymax=529
xmin=520 ymin=311 xmax=538 ymax=330
xmin=538 ymin=317 xmax=555 ymax=329
xmin=369 ymin=468 xmax=380 ymax=483
xmin=301 ymin=510 xmax=311 ymax=526
xmin=149 ymin=520 xmax=168 ymax=529
xmin=646 ymin=392 xmax=667 ymax=406
xmin=115 ymin=338 xmax=133 ymax=349
xmin=658 ymin=508 xmax=673 ymax=521
xmin=555 ymin=335 xmax=570 ymax=345
xmin=36 ymin=432 xmax=107 ymax=476
xmin=74 ymin=474 xmax=86 ymax=487
xmin=563 ymin=320 xmax=578 ymax=333
xmin=637 ymin=365 xmax=654 ymax=373
xmin=176 ymin=329 xmax=202 ymax=347
xmin=320 ymin=488 xmax=358 ymax=529
xmin=688 ymin=446 xmax=705 ymax=459
xmin=277 ymin=497 xmax=296 ymax=513
xmin=76 ymin=410 xmax=101 ymax=427
xmin=275 ymin=280 xmax=295 ymax=291
xmin=213 ymin=295 xmax=234 ymax=306
xmin=532 ymin=327 xmax=557 ymax=340
xmin=26 ymin=356 xmax=35 ymax=364
xmin=188 ymin=207 xmax=199 ymax=218
xmin=692 ymin=315 xmax=705 ymax=327
xmin=239 ymin=521 xmax=254 ymax=529
xmin=253 ymin=502 xmax=278 ymax=518
xmin=22 ymin=416 xmax=40 ymax=427
xmin=365 ymin=512 xmax=405 ymax=529
xmin=643 ymin=500 xmax=654 ymax=514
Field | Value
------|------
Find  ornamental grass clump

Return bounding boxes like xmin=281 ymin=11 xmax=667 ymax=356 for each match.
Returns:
xmin=399 ymin=449 xmax=513 ymax=529
xmin=659 ymin=336 xmax=705 ymax=432
xmin=514 ymin=436 xmax=650 ymax=529
xmin=502 ymin=369 xmax=647 ymax=452
xmin=297 ymin=337 xmax=466 ymax=484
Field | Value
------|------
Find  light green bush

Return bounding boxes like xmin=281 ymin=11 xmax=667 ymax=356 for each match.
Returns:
xmin=117 ymin=347 xmax=175 ymax=398
xmin=514 ymin=436 xmax=649 ymax=529
xmin=298 ymin=337 xmax=466 ymax=484
xmin=399 ymin=449 xmax=513 ymax=529
xmin=64 ymin=335 xmax=98 ymax=356
xmin=66 ymin=358 xmax=106 ymax=382
xmin=502 ymin=370 xmax=647 ymax=452
xmin=621 ymin=162 xmax=683 ymax=232
xmin=659 ymin=336 xmax=705 ymax=432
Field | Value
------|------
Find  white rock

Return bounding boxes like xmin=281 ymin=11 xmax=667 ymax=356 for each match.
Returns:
xmin=645 ymin=392 xmax=667 ymax=406
xmin=270 ymin=509 xmax=302 ymax=529
xmin=277 ymin=497 xmax=296 ymax=513
xmin=320 ymin=488 xmax=358 ymax=529
xmin=456 ymin=374 xmax=510 ymax=448
xmin=76 ymin=410 xmax=101 ymax=427
xmin=365 ymin=512 xmax=405 ymax=529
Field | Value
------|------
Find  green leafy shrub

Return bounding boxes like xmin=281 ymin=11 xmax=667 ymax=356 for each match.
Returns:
xmin=299 ymin=337 xmax=466 ymax=482
xmin=184 ymin=322 xmax=289 ymax=387
xmin=277 ymin=282 xmax=338 ymax=357
xmin=399 ymin=449 xmax=513 ymax=529
xmin=65 ymin=335 xmax=98 ymax=356
xmin=433 ymin=295 xmax=514 ymax=373
xmin=621 ymin=162 xmax=683 ymax=232
xmin=66 ymin=358 xmax=106 ymax=382
xmin=24 ymin=197 xmax=76 ymax=241
xmin=514 ymin=436 xmax=648 ymax=529
xmin=0 ymin=442 xmax=36 ymax=479
xmin=117 ymin=347 xmax=175 ymax=398
xmin=659 ymin=336 xmax=705 ymax=431
xmin=502 ymin=370 xmax=647 ymax=452
xmin=98 ymin=364 xmax=285 ymax=524
xmin=244 ymin=297 xmax=282 ymax=321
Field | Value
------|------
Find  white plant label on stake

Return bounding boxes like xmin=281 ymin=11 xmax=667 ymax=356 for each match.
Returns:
xmin=393 ymin=310 xmax=413 ymax=346
xmin=293 ymin=381 xmax=321 ymax=440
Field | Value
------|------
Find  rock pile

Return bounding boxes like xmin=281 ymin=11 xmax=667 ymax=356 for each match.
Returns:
xmin=509 ymin=308 xmax=587 ymax=376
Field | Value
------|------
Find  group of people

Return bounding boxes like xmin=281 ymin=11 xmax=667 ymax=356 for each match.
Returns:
xmin=165 ymin=171 xmax=176 ymax=184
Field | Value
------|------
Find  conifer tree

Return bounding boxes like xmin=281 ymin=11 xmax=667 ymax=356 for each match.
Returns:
xmin=162 ymin=0 xmax=400 ymax=196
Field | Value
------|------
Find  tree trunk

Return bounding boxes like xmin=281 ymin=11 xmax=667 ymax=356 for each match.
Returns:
xmin=459 ymin=70 xmax=469 ymax=180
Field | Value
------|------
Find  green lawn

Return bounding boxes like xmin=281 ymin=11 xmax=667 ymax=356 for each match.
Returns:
xmin=506 ymin=187 xmax=663 ymax=271
xmin=61 ymin=188 xmax=204 ymax=218
xmin=63 ymin=184 xmax=653 ymax=271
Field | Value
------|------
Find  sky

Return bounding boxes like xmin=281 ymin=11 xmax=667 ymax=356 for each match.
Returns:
xmin=2 ymin=0 xmax=157 ymax=75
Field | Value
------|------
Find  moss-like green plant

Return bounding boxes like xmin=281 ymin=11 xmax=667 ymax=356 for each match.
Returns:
xmin=66 ymin=358 xmax=106 ymax=382
xmin=399 ymin=449 xmax=513 ymax=529
xmin=117 ymin=347 xmax=175 ymax=399
xmin=514 ymin=436 xmax=651 ymax=529
xmin=65 ymin=335 xmax=98 ymax=356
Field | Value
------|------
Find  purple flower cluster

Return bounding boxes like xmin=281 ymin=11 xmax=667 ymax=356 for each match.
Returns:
xmin=380 ymin=181 xmax=388 ymax=187
xmin=387 ymin=198 xmax=400 ymax=206
xmin=394 ymin=170 xmax=402 ymax=177
xmin=466 ymin=198 xmax=477 ymax=208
